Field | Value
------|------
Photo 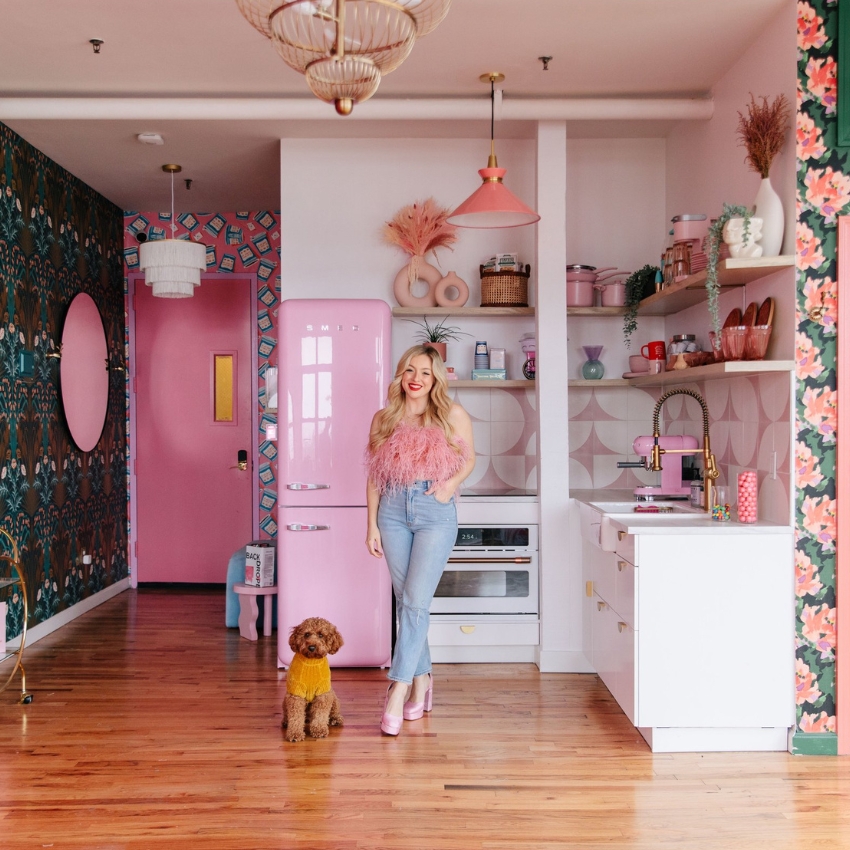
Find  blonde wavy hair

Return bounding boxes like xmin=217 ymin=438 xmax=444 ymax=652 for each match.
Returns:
xmin=369 ymin=345 xmax=461 ymax=453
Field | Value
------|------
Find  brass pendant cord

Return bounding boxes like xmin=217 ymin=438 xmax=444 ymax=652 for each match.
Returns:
xmin=0 ymin=527 xmax=32 ymax=704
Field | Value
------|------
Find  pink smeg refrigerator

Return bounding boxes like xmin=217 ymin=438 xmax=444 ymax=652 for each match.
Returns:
xmin=277 ymin=299 xmax=393 ymax=668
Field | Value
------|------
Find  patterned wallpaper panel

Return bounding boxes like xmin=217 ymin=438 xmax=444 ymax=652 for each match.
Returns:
xmin=0 ymin=122 xmax=127 ymax=640
xmin=123 ymin=211 xmax=281 ymax=539
xmin=795 ymin=0 xmax=838 ymax=739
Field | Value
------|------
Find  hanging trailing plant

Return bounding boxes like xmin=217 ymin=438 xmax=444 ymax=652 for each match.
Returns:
xmin=704 ymin=203 xmax=752 ymax=348
xmin=622 ymin=264 xmax=660 ymax=349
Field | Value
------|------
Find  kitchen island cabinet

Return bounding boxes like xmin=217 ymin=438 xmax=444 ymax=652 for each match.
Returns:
xmin=578 ymin=499 xmax=794 ymax=752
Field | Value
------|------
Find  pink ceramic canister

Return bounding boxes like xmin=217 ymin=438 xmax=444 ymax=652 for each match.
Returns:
xmin=595 ymin=273 xmax=631 ymax=307
xmin=671 ymin=214 xmax=709 ymax=244
xmin=566 ymin=265 xmax=619 ymax=307
xmin=566 ymin=277 xmax=595 ymax=307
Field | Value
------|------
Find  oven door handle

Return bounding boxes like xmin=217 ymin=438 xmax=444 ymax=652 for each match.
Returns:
xmin=446 ymin=557 xmax=533 ymax=564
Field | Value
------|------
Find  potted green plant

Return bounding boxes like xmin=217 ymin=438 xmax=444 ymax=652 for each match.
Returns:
xmin=622 ymin=264 xmax=660 ymax=349
xmin=405 ymin=315 xmax=470 ymax=361
xmin=704 ymin=203 xmax=753 ymax=350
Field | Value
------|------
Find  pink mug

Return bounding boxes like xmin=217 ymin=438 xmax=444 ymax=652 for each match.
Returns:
xmin=641 ymin=340 xmax=666 ymax=360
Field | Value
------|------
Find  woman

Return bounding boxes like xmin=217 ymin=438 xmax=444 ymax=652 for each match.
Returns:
xmin=365 ymin=345 xmax=475 ymax=736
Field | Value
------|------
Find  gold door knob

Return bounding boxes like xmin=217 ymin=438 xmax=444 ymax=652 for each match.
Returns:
xmin=597 ymin=601 xmax=606 ymax=612
xmin=617 ymin=560 xmax=626 ymax=572
xmin=618 ymin=621 xmax=627 ymax=633
xmin=618 ymin=530 xmax=627 ymax=541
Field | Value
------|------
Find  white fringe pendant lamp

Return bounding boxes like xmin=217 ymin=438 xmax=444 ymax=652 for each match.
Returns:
xmin=447 ymin=73 xmax=540 ymax=229
xmin=139 ymin=164 xmax=206 ymax=298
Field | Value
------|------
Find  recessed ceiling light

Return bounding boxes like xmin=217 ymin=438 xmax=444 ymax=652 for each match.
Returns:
xmin=137 ymin=133 xmax=164 ymax=146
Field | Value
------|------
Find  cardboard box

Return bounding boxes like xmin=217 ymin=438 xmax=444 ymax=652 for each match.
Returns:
xmin=245 ymin=544 xmax=275 ymax=587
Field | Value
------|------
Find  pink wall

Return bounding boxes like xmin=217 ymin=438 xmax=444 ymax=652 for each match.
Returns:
xmin=665 ymin=8 xmax=797 ymax=251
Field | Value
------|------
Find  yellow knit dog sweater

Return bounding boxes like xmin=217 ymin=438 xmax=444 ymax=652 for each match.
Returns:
xmin=287 ymin=655 xmax=331 ymax=702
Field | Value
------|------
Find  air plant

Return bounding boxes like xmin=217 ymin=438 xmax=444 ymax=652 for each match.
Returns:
xmin=383 ymin=197 xmax=457 ymax=284
xmin=736 ymin=93 xmax=791 ymax=178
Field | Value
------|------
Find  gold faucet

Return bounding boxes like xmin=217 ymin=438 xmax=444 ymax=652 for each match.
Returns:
xmin=649 ymin=388 xmax=719 ymax=512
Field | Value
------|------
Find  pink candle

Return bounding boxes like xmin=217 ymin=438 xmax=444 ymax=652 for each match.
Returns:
xmin=737 ymin=470 xmax=758 ymax=523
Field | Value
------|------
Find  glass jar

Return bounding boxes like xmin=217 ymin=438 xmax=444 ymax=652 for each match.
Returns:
xmin=668 ymin=334 xmax=697 ymax=356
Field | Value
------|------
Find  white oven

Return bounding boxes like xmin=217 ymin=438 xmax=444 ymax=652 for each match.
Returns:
xmin=431 ymin=524 xmax=539 ymax=615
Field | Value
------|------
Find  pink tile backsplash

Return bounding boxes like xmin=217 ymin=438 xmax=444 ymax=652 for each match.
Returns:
xmin=454 ymin=386 xmax=538 ymax=492
xmin=568 ymin=375 xmax=793 ymax=520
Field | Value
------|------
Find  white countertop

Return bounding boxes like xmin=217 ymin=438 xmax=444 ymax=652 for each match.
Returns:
xmin=571 ymin=489 xmax=793 ymax=535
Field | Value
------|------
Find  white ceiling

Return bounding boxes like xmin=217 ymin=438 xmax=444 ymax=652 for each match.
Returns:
xmin=0 ymin=0 xmax=790 ymax=211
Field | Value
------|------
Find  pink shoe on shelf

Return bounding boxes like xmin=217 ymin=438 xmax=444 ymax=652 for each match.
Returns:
xmin=403 ymin=673 xmax=433 ymax=721
xmin=380 ymin=686 xmax=404 ymax=736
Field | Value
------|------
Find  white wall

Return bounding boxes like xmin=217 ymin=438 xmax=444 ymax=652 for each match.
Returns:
xmin=665 ymin=3 xmax=796 ymax=251
xmin=566 ymin=138 xmax=668 ymax=380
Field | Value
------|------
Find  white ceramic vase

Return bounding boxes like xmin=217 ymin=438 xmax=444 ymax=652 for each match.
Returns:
xmin=753 ymin=176 xmax=783 ymax=257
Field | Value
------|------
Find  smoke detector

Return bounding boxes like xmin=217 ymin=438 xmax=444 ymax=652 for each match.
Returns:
xmin=137 ymin=133 xmax=164 ymax=146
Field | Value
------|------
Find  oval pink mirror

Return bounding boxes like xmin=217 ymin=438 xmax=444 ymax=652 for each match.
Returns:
xmin=61 ymin=293 xmax=109 ymax=452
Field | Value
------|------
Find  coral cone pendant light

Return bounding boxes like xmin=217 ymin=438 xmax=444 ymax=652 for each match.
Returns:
xmin=139 ymin=165 xmax=206 ymax=298
xmin=447 ymin=73 xmax=540 ymax=229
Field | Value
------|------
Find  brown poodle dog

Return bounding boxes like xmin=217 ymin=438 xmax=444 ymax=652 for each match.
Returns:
xmin=282 ymin=617 xmax=344 ymax=742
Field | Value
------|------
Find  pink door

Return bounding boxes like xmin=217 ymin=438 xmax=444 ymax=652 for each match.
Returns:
xmin=133 ymin=276 xmax=255 ymax=582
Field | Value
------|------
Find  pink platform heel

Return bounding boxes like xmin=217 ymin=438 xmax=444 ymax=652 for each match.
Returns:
xmin=380 ymin=686 xmax=404 ymax=736
xmin=403 ymin=673 xmax=433 ymax=721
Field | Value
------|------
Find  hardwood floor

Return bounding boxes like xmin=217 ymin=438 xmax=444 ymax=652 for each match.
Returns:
xmin=0 ymin=586 xmax=847 ymax=849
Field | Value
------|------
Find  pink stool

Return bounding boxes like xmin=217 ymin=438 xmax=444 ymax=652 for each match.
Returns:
xmin=233 ymin=584 xmax=277 ymax=641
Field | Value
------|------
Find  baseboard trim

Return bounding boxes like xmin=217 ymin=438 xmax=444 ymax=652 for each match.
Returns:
xmin=1 ymin=578 xmax=130 ymax=658
xmin=790 ymin=731 xmax=838 ymax=756
xmin=535 ymin=649 xmax=595 ymax=673
xmin=639 ymin=726 xmax=791 ymax=753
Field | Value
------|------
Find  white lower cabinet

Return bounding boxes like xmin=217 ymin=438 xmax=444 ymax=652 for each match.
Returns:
xmin=428 ymin=615 xmax=540 ymax=663
xmin=580 ymin=503 xmax=795 ymax=752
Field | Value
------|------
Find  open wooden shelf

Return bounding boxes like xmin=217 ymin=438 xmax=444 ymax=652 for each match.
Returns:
xmin=449 ymin=380 xmax=534 ymax=389
xmin=392 ymin=307 xmax=534 ymax=318
xmin=638 ymin=256 xmax=794 ymax=316
xmin=567 ymin=306 xmax=625 ymax=317
xmin=568 ymin=379 xmax=630 ymax=387
xmin=567 ymin=362 xmax=794 ymax=388
xmin=628 ymin=360 xmax=794 ymax=386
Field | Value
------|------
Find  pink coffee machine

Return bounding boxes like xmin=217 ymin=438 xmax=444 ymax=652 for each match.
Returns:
xmin=628 ymin=435 xmax=699 ymax=499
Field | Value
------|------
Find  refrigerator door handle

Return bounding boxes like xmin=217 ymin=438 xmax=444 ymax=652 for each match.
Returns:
xmin=286 ymin=483 xmax=331 ymax=490
xmin=286 ymin=523 xmax=331 ymax=532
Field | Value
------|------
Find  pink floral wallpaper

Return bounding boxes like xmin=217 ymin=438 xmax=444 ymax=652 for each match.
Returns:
xmin=794 ymin=0 xmax=838 ymax=747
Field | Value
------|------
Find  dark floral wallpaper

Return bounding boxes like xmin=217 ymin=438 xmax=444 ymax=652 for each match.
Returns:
xmin=796 ymin=0 xmax=838 ymax=740
xmin=0 ymin=122 xmax=127 ymax=640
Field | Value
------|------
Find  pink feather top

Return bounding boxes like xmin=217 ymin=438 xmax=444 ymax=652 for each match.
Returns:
xmin=365 ymin=420 xmax=470 ymax=495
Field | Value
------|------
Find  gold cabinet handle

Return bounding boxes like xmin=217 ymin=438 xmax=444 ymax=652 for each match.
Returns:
xmin=617 ymin=560 xmax=626 ymax=572
xmin=585 ymin=580 xmax=593 ymax=597
xmin=618 ymin=621 xmax=627 ymax=633
xmin=460 ymin=625 xmax=475 ymax=634
xmin=597 ymin=601 xmax=606 ymax=612
xmin=618 ymin=530 xmax=626 ymax=541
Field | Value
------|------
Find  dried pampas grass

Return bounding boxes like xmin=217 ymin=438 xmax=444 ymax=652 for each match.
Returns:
xmin=737 ymin=93 xmax=791 ymax=179
xmin=383 ymin=198 xmax=457 ymax=259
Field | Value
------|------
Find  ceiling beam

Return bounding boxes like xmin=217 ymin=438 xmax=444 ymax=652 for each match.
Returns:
xmin=0 ymin=97 xmax=713 ymax=122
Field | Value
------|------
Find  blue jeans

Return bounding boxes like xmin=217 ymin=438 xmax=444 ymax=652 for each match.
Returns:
xmin=378 ymin=481 xmax=458 ymax=685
